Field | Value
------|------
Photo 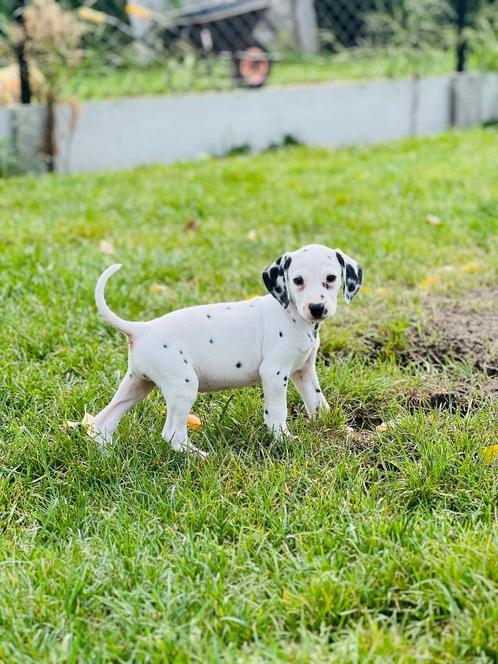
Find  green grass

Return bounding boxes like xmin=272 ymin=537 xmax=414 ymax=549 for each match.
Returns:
xmin=0 ymin=127 xmax=498 ymax=661
xmin=66 ymin=48 xmax=455 ymax=101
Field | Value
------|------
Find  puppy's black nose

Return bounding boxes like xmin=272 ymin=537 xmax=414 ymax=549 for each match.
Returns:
xmin=309 ymin=303 xmax=325 ymax=319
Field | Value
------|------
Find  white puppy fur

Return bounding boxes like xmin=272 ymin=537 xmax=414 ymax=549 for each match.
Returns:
xmin=93 ymin=243 xmax=363 ymax=456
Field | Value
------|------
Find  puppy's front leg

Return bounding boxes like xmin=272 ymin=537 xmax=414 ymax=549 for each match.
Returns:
xmin=260 ymin=362 xmax=290 ymax=438
xmin=291 ymin=351 xmax=329 ymax=418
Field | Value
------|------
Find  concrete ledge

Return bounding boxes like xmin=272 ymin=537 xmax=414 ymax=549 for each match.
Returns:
xmin=3 ymin=72 xmax=498 ymax=174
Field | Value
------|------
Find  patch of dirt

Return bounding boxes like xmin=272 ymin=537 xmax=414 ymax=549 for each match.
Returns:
xmin=406 ymin=288 xmax=498 ymax=381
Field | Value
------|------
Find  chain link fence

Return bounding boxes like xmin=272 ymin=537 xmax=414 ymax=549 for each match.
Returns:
xmin=1 ymin=0 xmax=497 ymax=105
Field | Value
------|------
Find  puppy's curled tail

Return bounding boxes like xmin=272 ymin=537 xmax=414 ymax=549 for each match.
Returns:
xmin=95 ymin=264 xmax=142 ymax=337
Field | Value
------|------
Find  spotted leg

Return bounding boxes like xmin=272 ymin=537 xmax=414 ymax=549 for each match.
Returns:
xmin=291 ymin=351 xmax=329 ymax=418
xmin=260 ymin=361 xmax=291 ymax=439
xmin=93 ymin=372 xmax=154 ymax=448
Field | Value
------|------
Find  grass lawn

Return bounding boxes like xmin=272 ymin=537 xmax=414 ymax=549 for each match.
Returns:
xmin=0 ymin=127 xmax=497 ymax=661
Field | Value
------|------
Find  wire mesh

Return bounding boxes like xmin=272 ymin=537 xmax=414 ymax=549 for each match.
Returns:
xmin=0 ymin=0 xmax=496 ymax=106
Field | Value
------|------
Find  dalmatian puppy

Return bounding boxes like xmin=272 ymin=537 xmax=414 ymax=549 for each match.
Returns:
xmin=93 ymin=244 xmax=362 ymax=457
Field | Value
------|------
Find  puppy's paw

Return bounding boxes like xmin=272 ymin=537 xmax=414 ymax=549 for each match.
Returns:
xmin=93 ymin=429 xmax=112 ymax=453
xmin=171 ymin=439 xmax=208 ymax=459
xmin=309 ymin=397 xmax=330 ymax=419
xmin=271 ymin=427 xmax=295 ymax=442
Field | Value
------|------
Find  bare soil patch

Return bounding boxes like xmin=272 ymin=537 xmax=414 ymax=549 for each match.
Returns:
xmin=407 ymin=288 xmax=498 ymax=379
xmin=345 ymin=289 xmax=497 ymax=439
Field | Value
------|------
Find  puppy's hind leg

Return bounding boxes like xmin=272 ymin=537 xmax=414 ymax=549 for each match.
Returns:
xmin=93 ymin=372 xmax=154 ymax=448
xmin=160 ymin=377 xmax=207 ymax=458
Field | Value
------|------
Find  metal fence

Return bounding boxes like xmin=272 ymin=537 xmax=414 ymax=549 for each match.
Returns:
xmin=1 ymin=0 xmax=496 ymax=106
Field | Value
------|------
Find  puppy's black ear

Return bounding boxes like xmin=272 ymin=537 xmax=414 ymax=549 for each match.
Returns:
xmin=262 ymin=253 xmax=292 ymax=308
xmin=335 ymin=250 xmax=363 ymax=304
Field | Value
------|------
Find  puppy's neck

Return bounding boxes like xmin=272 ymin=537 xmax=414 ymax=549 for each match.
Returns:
xmin=286 ymin=301 xmax=323 ymax=337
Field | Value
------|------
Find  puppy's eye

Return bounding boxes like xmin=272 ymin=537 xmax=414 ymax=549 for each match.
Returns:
xmin=293 ymin=276 xmax=304 ymax=286
xmin=326 ymin=274 xmax=337 ymax=283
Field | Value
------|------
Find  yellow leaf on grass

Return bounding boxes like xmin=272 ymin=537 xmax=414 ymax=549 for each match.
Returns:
xmin=62 ymin=412 xmax=97 ymax=438
xmin=462 ymin=262 xmax=480 ymax=273
xmin=482 ymin=445 xmax=498 ymax=464
xmin=187 ymin=414 xmax=202 ymax=429
xmin=245 ymin=294 xmax=261 ymax=301
xmin=419 ymin=275 xmax=439 ymax=288
xmin=81 ymin=412 xmax=97 ymax=438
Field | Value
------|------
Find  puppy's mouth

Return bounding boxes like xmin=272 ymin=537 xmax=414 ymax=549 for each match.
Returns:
xmin=304 ymin=308 xmax=329 ymax=321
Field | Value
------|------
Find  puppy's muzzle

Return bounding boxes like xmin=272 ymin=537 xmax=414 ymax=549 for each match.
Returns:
xmin=308 ymin=303 xmax=326 ymax=319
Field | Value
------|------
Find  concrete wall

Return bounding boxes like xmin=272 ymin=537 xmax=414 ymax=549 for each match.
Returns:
xmin=3 ymin=72 xmax=497 ymax=174
xmin=0 ymin=106 xmax=10 ymax=143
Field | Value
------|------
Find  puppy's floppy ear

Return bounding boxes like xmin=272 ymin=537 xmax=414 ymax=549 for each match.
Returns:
xmin=335 ymin=249 xmax=363 ymax=304
xmin=262 ymin=253 xmax=292 ymax=308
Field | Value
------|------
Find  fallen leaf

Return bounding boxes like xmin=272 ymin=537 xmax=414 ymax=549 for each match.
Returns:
xmin=81 ymin=412 xmax=97 ymax=438
xmin=462 ymin=262 xmax=480 ymax=273
xmin=62 ymin=420 xmax=80 ymax=429
xmin=99 ymin=239 xmax=116 ymax=255
xmin=247 ymin=229 xmax=257 ymax=241
xmin=482 ymin=445 xmax=498 ymax=464
xmin=376 ymin=422 xmax=389 ymax=432
xmin=62 ymin=412 xmax=97 ymax=438
xmin=187 ymin=414 xmax=202 ymax=429
xmin=419 ymin=275 xmax=439 ymax=288
xmin=185 ymin=218 xmax=200 ymax=231
xmin=426 ymin=214 xmax=442 ymax=225
xmin=150 ymin=283 xmax=174 ymax=297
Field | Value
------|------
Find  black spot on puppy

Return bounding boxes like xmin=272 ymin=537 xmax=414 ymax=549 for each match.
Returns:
xmin=279 ymin=331 xmax=283 ymax=338
xmin=277 ymin=371 xmax=280 ymax=375
xmin=284 ymin=256 xmax=292 ymax=270
xmin=236 ymin=362 xmax=242 ymax=368
xmin=265 ymin=409 xmax=268 ymax=415
xmin=283 ymin=376 xmax=288 ymax=382
xmin=207 ymin=314 xmax=211 ymax=319
xmin=209 ymin=339 xmax=214 ymax=344
xmin=346 ymin=263 xmax=357 ymax=283
xmin=184 ymin=359 xmax=188 ymax=364
xmin=185 ymin=378 xmax=189 ymax=383
xmin=163 ymin=344 xmax=168 ymax=348
xmin=315 ymin=388 xmax=321 ymax=393
xmin=336 ymin=251 xmax=345 ymax=268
